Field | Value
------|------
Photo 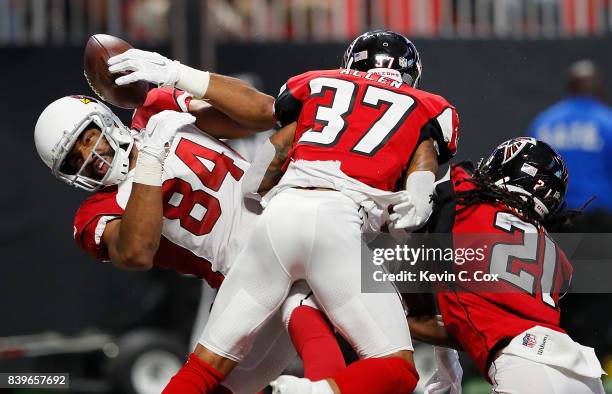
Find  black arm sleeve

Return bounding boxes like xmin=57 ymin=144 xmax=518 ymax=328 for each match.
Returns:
xmin=419 ymin=115 xmax=454 ymax=164
xmin=274 ymin=84 xmax=303 ymax=128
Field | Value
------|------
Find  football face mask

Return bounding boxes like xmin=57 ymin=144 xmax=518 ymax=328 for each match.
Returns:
xmin=35 ymin=96 xmax=134 ymax=191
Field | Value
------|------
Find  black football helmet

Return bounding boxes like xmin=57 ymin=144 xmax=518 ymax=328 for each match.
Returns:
xmin=341 ymin=30 xmax=422 ymax=88
xmin=478 ymin=137 xmax=569 ymax=217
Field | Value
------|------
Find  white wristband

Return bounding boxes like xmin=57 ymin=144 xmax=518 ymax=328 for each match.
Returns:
xmin=133 ymin=150 xmax=163 ymax=187
xmin=176 ymin=64 xmax=210 ymax=98
xmin=405 ymin=170 xmax=436 ymax=195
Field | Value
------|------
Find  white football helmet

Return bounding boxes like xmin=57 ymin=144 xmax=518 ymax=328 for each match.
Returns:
xmin=34 ymin=95 xmax=135 ymax=191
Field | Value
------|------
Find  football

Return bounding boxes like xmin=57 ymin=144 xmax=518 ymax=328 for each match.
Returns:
xmin=84 ymin=34 xmax=149 ymax=109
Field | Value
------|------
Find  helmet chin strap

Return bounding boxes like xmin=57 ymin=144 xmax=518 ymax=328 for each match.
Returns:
xmin=495 ymin=178 xmax=550 ymax=218
xmin=102 ymin=139 xmax=133 ymax=186
xmin=108 ymin=125 xmax=136 ymax=183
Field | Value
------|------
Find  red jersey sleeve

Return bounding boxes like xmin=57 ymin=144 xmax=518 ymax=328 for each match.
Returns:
xmin=419 ymin=95 xmax=459 ymax=164
xmin=73 ymin=187 xmax=123 ymax=262
xmin=273 ymin=71 xmax=318 ymax=127
xmin=131 ymin=87 xmax=193 ymax=131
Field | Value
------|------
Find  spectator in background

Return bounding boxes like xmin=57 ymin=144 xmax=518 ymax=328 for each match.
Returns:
xmin=126 ymin=0 xmax=170 ymax=42
xmin=529 ymin=61 xmax=612 ymax=362
xmin=528 ymin=60 xmax=612 ymax=213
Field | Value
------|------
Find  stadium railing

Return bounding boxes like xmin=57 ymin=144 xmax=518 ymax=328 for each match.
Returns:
xmin=1 ymin=0 xmax=611 ymax=47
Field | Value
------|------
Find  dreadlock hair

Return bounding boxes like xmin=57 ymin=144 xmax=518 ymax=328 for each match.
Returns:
xmin=438 ymin=161 xmax=585 ymax=232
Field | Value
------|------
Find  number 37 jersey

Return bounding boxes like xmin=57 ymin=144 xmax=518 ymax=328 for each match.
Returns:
xmin=73 ymin=88 xmax=253 ymax=288
xmin=274 ymin=69 xmax=459 ymax=191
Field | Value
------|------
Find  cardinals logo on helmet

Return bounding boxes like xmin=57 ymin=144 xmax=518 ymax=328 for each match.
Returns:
xmin=69 ymin=95 xmax=96 ymax=105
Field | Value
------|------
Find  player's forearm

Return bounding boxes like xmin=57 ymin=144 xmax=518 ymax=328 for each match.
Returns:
xmin=259 ymin=124 xmax=296 ymax=194
xmin=242 ymin=122 xmax=296 ymax=198
xmin=406 ymin=138 xmax=438 ymax=178
xmin=114 ymin=184 xmax=162 ymax=269
xmin=108 ymin=50 xmax=275 ymax=129
xmin=407 ymin=316 xmax=464 ymax=350
xmin=203 ymin=73 xmax=276 ymax=131
xmin=188 ymin=99 xmax=261 ymax=139
xmin=389 ymin=138 xmax=439 ymax=231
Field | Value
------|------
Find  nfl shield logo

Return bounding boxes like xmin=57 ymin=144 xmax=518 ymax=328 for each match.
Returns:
xmin=522 ymin=333 xmax=537 ymax=348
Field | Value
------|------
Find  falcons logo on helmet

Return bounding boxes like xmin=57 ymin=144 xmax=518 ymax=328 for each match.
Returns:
xmin=500 ymin=137 xmax=536 ymax=164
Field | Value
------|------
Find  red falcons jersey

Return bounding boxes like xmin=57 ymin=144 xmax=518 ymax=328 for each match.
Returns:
xmin=73 ymin=87 xmax=253 ymax=288
xmin=274 ymin=69 xmax=459 ymax=191
xmin=429 ymin=164 xmax=573 ymax=377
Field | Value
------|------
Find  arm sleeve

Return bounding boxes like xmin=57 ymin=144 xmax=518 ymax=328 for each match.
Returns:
xmin=131 ymin=87 xmax=193 ymax=130
xmin=273 ymin=72 xmax=314 ymax=127
xmin=73 ymin=191 xmax=124 ymax=262
xmin=420 ymin=105 xmax=460 ymax=164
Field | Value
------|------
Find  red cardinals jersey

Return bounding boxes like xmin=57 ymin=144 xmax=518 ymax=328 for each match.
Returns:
xmin=73 ymin=87 xmax=253 ymax=288
xmin=274 ymin=69 xmax=459 ymax=191
xmin=430 ymin=164 xmax=572 ymax=377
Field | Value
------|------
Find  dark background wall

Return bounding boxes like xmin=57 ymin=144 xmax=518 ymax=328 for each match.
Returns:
xmin=1 ymin=38 xmax=610 ymax=337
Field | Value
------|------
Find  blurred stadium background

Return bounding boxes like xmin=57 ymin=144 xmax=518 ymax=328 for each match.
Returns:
xmin=1 ymin=0 xmax=611 ymax=393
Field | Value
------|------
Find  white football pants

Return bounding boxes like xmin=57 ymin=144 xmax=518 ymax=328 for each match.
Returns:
xmin=190 ymin=282 xmax=298 ymax=394
xmin=489 ymin=354 xmax=605 ymax=394
xmin=200 ymin=188 xmax=412 ymax=363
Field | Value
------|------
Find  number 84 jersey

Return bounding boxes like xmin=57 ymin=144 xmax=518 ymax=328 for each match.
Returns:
xmin=274 ymin=69 xmax=459 ymax=191
xmin=74 ymin=122 xmax=253 ymax=290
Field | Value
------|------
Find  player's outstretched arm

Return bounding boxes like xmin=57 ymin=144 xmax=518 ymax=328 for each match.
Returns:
xmin=203 ymin=73 xmax=276 ymax=130
xmin=242 ymin=122 xmax=297 ymax=198
xmin=108 ymin=49 xmax=276 ymax=130
xmin=187 ymin=99 xmax=266 ymax=139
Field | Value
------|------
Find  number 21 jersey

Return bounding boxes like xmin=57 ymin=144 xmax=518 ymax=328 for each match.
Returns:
xmin=430 ymin=163 xmax=573 ymax=376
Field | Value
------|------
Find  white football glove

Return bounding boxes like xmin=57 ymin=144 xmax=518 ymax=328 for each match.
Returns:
xmin=133 ymin=110 xmax=196 ymax=186
xmin=389 ymin=171 xmax=435 ymax=232
xmin=424 ymin=347 xmax=463 ymax=394
xmin=108 ymin=49 xmax=211 ymax=98
xmin=140 ymin=110 xmax=196 ymax=161
xmin=108 ymin=48 xmax=180 ymax=87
